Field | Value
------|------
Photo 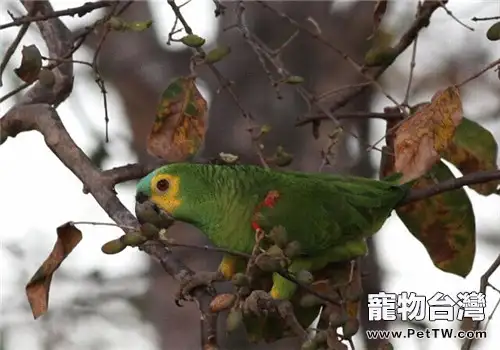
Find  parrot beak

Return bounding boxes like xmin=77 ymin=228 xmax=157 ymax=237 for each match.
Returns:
xmin=135 ymin=191 xmax=175 ymax=229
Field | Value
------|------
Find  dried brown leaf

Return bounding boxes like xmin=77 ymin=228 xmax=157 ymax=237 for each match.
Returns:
xmin=14 ymin=45 xmax=42 ymax=84
xmin=394 ymin=86 xmax=463 ymax=183
xmin=25 ymin=222 xmax=82 ymax=319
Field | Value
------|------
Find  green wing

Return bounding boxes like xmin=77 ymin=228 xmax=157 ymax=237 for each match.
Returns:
xmin=254 ymin=171 xmax=408 ymax=255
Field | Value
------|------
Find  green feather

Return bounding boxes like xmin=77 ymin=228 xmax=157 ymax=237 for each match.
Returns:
xmin=137 ymin=163 xmax=410 ymax=257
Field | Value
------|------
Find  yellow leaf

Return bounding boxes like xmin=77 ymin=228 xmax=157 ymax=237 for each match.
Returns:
xmin=394 ymin=86 xmax=463 ymax=183
xmin=147 ymin=76 xmax=208 ymax=161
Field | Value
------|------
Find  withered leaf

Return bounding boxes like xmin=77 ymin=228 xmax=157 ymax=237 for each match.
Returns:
xmin=26 ymin=222 xmax=82 ymax=319
xmin=381 ymin=125 xmax=476 ymax=278
xmin=395 ymin=161 xmax=476 ymax=277
xmin=394 ymin=86 xmax=463 ymax=183
xmin=442 ymin=117 xmax=499 ymax=195
xmin=14 ymin=45 xmax=42 ymax=84
xmin=147 ymin=76 xmax=208 ymax=161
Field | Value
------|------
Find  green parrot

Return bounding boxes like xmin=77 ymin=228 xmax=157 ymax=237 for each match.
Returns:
xmin=135 ymin=163 xmax=412 ymax=303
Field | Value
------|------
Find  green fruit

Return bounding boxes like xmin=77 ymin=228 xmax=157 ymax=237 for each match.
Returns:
xmin=226 ymin=309 xmax=243 ymax=333
xmin=285 ymin=75 xmax=304 ymax=84
xmin=232 ymin=273 xmax=250 ymax=287
xmin=329 ymin=309 xmax=349 ymax=328
xmin=205 ymin=45 xmax=231 ymax=64
xmin=260 ymin=124 xmax=272 ymax=134
xmin=296 ymin=270 xmax=314 ymax=285
xmin=121 ymin=233 xmax=147 ymax=246
xmin=255 ymin=254 xmax=282 ymax=272
xmin=486 ymin=21 xmax=500 ymax=41
xmin=274 ymin=146 xmax=293 ymax=167
xmin=140 ymin=223 xmax=160 ymax=239
xmin=342 ymin=318 xmax=360 ymax=338
xmin=267 ymin=244 xmax=284 ymax=258
xmin=284 ymin=241 xmax=301 ymax=258
xmin=269 ymin=226 xmax=288 ymax=247
xmin=299 ymin=294 xmax=325 ymax=308
xmin=106 ymin=17 xmax=126 ymax=31
xmin=180 ymin=34 xmax=206 ymax=48
xmin=101 ymin=238 xmax=126 ymax=254
xmin=238 ymin=286 xmax=251 ymax=297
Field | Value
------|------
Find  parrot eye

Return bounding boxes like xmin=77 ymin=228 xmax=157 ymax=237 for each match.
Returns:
xmin=156 ymin=179 xmax=169 ymax=192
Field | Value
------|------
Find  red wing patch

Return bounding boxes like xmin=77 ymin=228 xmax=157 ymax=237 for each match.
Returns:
xmin=251 ymin=190 xmax=281 ymax=233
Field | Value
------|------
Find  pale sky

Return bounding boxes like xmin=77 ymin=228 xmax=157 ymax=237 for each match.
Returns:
xmin=1 ymin=1 xmax=499 ymax=350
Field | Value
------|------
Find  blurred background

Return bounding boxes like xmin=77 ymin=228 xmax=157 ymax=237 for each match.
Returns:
xmin=1 ymin=1 xmax=499 ymax=349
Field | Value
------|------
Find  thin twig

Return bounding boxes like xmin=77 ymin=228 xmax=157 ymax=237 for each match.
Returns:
xmin=457 ymin=58 xmax=500 ymax=87
xmin=256 ymin=0 xmax=405 ymax=115
xmin=295 ymin=111 xmax=404 ymax=126
xmin=402 ymin=2 xmax=421 ymax=107
xmin=235 ymin=1 xmax=384 ymax=166
xmin=166 ymin=0 xmax=269 ymax=169
xmin=0 ymin=1 xmax=112 ymax=30
xmin=471 ymin=15 xmax=500 ymax=22
xmin=69 ymin=221 xmax=136 ymax=231
xmin=438 ymin=0 xmax=474 ymax=31
xmin=0 ymin=22 xmax=30 ymax=87
xmin=462 ymin=254 xmax=500 ymax=350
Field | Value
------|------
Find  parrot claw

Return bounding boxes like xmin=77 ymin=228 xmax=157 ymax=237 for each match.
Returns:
xmin=174 ymin=271 xmax=224 ymax=306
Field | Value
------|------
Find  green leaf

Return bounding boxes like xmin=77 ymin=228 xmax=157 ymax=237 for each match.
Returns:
xmin=180 ymin=34 xmax=206 ymax=48
xmin=106 ymin=17 xmax=152 ymax=32
xmin=147 ymin=76 xmax=208 ymax=161
xmin=204 ymin=45 xmax=231 ymax=64
xmin=396 ymin=161 xmax=476 ymax=277
xmin=442 ymin=117 xmax=499 ymax=195
xmin=284 ymin=75 xmax=304 ymax=84
xmin=486 ymin=21 xmax=500 ymax=41
xmin=14 ymin=45 xmax=42 ymax=83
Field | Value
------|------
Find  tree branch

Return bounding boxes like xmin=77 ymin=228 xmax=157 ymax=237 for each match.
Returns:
xmin=0 ymin=0 xmax=112 ymax=30
xmin=298 ymin=0 xmax=445 ymax=126
xmin=401 ymin=169 xmax=500 ymax=205
xmin=461 ymin=254 xmax=500 ymax=350
xmin=1 ymin=1 xmax=218 ymax=348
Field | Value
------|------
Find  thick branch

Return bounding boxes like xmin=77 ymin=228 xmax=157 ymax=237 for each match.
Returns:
xmin=0 ymin=103 xmax=218 ymax=348
xmin=14 ymin=0 xmax=74 ymax=107
xmin=1 ymin=0 xmax=218 ymax=347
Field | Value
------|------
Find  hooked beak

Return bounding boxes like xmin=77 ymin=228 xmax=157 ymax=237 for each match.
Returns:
xmin=135 ymin=192 xmax=174 ymax=228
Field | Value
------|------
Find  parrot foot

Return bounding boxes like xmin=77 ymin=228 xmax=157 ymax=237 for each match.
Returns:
xmin=175 ymin=271 xmax=224 ymax=306
xmin=243 ymin=290 xmax=308 ymax=340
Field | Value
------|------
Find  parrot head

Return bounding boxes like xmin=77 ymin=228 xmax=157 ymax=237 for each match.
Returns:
xmin=135 ymin=163 xmax=208 ymax=227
